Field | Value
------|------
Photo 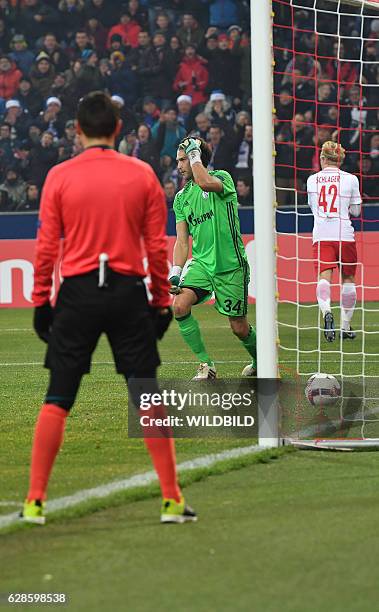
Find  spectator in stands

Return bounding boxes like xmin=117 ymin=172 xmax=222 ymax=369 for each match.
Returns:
xmin=193 ymin=111 xmax=211 ymax=139
xmin=30 ymin=52 xmax=55 ymax=99
xmin=0 ymin=18 xmax=11 ymax=55
xmin=107 ymin=52 xmax=137 ymax=108
xmin=107 ymin=9 xmax=141 ymax=49
xmin=15 ymin=76 xmax=43 ymax=117
xmin=120 ymin=123 xmax=161 ymax=177
xmin=165 ymin=35 xmax=183 ymax=82
xmin=152 ymin=32 xmax=176 ymax=109
xmin=325 ymin=41 xmax=358 ymax=96
xmin=19 ymin=0 xmax=60 ymax=45
xmin=57 ymin=118 xmax=76 ymax=160
xmin=69 ymin=29 xmax=94 ymax=60
xmin=358 ymin=156 xmax=377 ymax=200
xmin=0 ymin=123 xmax=14 ymax=165
xmin=27 ymin=123 xmax=42 ymax=148
xmin=176 ymin=94 xmax=196 ymax=131
xmin=8 ymin=34 xmax=34 ymax=76
xmin=151 ymin=106 xmax=186 ymax=161
xmin=0 ymin=56 xmax=22 ymax=100
xmin=163 ymin=179 xmax=176 ymax=208
xmin=176 ymin=13 xmax=204 ymax=49
xmin=127 ymin=0 xmax=148 ymax=30
xmin=36 ymin=97 xmax=65 ymax=140
xmin=118 ymin=128 xmax=138 ymax=155
xmin=27 ymin=129 xmax=58 ymax=187
xmin=0 ymin=187 xmax=9 ymax=210
xmin=233 ymin=123 xmax=252 ymax=181
xmin=39 ymin=33 xmax=70 ymax=73
xmin=57 ymin=0 xmax=85 ymax=41
xmin=75 ymin=49 xmax=105 ymax=99
xmin=129 ymin=30 xmax=161 ymax=101
xmin=275 ymin=113 xmax=314 ymax=206
xmin=236 ymin=176 xmax=252 ymax=207
xmin=206 ymin=33 xmax=240 ymax=97
xmin=15 ymin=181 xmax=40 ymax=211
xmin=0 ymin=165 xmax=26 ymax=209
xmin=231 ymin=30 xmax=251 ymax=106
xmin=160 ymin=153 xmax=181 ymax=189
xmin=152 ymin=11 xmax=175 ymax=41
xmin=291 ymin=69 xmax=316 ymax=116
xmin=173 ymin=44 xmax=209 ymax=107
xmin=316 ymin=82 xmax=337 ymax=125
xmin=139 ymin=96 xmax=160 ymax=128
xmin=200 ymin=30 xmax=218 ymax=60
xmin=3 ymin=98 xmax=30 ymax=141
xmin=204 ymin=91 xmax=235 ymax=130
xmin=207 ymin=124 xmax=235 ymax=174
xmin=84 ymin=0 xmax=114 ymax=28
xmin=85 ymin=17 xmax=108 ymax=56
xmin=275 ymin=86 xmax=294 ymax=122
xmin=108 ymin=94 xmax=136 ymax=135
xmin=207 ymin=0 xmax=240 ymax=30
xmin=367 ymin=133 xmax=379 ymax=166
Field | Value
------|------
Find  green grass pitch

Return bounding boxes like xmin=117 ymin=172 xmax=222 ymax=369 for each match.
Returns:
xmin=0 ymin=304 xmax=379 ymax=611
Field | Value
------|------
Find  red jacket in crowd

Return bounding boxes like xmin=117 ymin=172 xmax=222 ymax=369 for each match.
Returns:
xmin=0 ymin=61 xmax=22 ymax=99
xmin=107 ymin=21 xmax=141 ymax=49
xmin=173 ymin=54 xmax=209 ymax=106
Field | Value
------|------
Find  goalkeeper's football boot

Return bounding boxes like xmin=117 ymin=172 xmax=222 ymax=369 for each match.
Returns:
xmin=241 ymin=358 xmax=257 ymax=377
xmin=323 ymin=311 xmax=335 ymax=342
xmin=161 ymin=496 xmax=197 ymax=524
xmin=20 ymin=499 xmax=46 ymax=525
xmin=192 ymin=362 xmax=216 ymax=381
xmin=339 ymin=327 xmax=356 ymax=340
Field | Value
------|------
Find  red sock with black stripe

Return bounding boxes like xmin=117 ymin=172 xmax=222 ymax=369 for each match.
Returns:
xmin=27 ymin=403 xmax=68 ymax=501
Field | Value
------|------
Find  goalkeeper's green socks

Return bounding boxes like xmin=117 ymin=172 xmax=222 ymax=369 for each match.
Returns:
xmin=176 ymin=313 xmax=213 ymax=365
xmin=241 ymin=325 xmax=257 ymax=368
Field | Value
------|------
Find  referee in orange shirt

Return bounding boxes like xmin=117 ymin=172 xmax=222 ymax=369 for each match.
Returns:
xmin=21 ymin=91 xmax=196 ymax=525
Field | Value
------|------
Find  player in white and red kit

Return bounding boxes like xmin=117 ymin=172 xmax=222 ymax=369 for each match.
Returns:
xmin=307 ymin=141 xmax=362 ymax=342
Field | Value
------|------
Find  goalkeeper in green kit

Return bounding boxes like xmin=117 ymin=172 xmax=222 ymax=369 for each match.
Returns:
xmin=170 ymin=137 xmax=257 ymax=380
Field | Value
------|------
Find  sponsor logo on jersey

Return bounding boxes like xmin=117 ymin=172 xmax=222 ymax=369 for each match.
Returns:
xmin=188 ymin=209 xmax=214 ymax=227
xmin=202 ymin=191 xmax=209 ymax=199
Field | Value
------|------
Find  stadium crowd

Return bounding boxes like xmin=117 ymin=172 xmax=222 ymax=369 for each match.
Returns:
xmin=0 ymin=0 xmax=377 ymax=212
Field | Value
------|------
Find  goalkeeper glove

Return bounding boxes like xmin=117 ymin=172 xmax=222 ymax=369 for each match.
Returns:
xmin=149 ymin=306 xmax=173 ymax=340
xmin=169 ymin=265 xmax=182 ymax=295
xmin=179 ymin=137 xmax=202 ymax=166
xmin=33 ymin=302 xmax=54 ymax=343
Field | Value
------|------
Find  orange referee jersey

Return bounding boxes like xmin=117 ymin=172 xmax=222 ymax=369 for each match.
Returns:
xmin=32 ymin=147 xmax=170 ymax=308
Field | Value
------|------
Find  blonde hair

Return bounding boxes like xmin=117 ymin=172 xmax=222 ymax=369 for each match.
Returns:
xmin=320 ymin=141 xmax=345 ymax=164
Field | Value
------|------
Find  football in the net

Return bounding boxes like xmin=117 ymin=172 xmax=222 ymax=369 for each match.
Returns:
xmin=305 ymin=373 xmax=341 ymax=407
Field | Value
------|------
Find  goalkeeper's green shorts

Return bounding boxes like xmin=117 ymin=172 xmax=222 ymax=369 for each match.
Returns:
xmin=180 ymin=259 xmax=250 ymax=317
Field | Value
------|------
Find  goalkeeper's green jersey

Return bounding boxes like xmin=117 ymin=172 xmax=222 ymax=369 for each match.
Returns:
xmin=173 ymin=170 xmax=247 ymax=274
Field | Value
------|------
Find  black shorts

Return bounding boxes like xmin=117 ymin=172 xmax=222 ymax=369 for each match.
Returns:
xmin=45 ymin=270 xmax=160 ymax=376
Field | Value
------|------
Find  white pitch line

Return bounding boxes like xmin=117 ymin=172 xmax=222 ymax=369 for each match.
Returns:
xmin=0 ymin=358 xmax=378 ymax=367
xmin=0 ymin=501 xmax=21 ymax=507
xmin=0 ymin=444 xmax=264 ymax=530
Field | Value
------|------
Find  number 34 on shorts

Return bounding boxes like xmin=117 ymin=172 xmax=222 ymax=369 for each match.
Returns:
xmin=180 ymin=261 xmax=250 ymax=317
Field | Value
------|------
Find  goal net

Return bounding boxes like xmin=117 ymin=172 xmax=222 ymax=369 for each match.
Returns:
xmin=272 ymin=0 xmax=379 ymax=446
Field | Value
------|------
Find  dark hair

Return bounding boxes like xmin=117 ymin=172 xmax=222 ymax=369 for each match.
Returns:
xmin=178 ymin=136 xmax=212 ymax=167
xmin=77 ymin=91 xmax=119 ymax=138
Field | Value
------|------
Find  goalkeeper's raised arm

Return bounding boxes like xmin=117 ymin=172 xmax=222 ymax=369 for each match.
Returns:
xmin=177 ymin=137 xmax=223 ymax=193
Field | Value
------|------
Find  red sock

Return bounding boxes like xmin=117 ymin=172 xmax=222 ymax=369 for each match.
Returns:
xmin=141 ymin=404 xmax=181 ymax=502
xmin=27 ymin=403 xmax=68 ymax=501
xmin=144 ymin=437 xmax=181 ymax=502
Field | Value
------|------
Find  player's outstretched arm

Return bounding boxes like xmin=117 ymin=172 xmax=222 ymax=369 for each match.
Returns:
xmin=169 ymin=221 xmax=189 ymax=295
xmin=180 ymin=138 xmax=223 ymax=193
